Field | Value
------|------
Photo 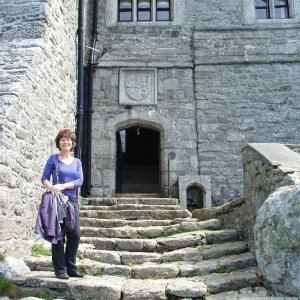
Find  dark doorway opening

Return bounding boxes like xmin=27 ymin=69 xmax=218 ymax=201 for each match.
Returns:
xmin=116 ymin=126 xmax=160 ymax=193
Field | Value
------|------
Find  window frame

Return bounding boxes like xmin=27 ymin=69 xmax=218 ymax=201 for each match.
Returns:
xmin=117 ymin=0 xmax=172 ymax=23
xmin=254 ymin=0 xmax=291 ymax=19
xmin=255 ymin=0 xmax=271 ymax=19
xmin=243 ymin=0 xmax=299 ymax=24
xmin=274 ymin=0 xmax=290 ymax=18
xmin=156 ymin=0 xmax=171 ymax=21
xmin=137 ymin=0 xmax=152 ymax=22
xmin=118 ymin=0 xmax=133 ymax=22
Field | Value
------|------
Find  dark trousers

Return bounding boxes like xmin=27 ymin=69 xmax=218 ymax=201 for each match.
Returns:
xmin=52 ymin=197 xmax=80 ymax=275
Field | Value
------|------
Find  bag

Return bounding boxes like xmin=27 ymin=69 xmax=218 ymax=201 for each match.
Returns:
xmin=56 ymin=193 xmax=68 ymax=223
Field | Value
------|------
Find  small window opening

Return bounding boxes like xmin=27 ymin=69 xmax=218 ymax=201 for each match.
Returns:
xmin=119 ymin=0 xmax=133 ymax=22
xmin=156 ymin=0 xmax=171 ymax=21
xmin=274 ymin=0 xmax=290 ymax=18
xmin=137 ymin=0 xmax=152 ymax=21
xmin=187 ymin=185 xmax=204 ymax=211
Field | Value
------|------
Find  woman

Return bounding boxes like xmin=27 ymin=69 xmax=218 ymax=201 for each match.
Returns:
xmin=41 ymin=128 xmax=84 ymax=280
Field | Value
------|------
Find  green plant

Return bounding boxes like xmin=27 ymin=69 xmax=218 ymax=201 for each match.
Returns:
xmin=31 ymin=244 xmax=51 ymax=257
xmin=0 ymin=252 xmax=5 ymax=261
xmin=0 ymin=276 xmax=20 ymax=298
xmin=124 ymin=260 xmax=135 ymax=267
xmin=130 ymin=271 xmax=139 ymax=279
xmin=80 ymin=198 xmax=89 ymax=206
xmin=20 ymin=289 xmax=54 ymax=300
xmin=204 ymin=226 xmax=225 ymax=231
xmin=162 ymin=258 xmax=174 ymax=263
xmin=77 ymin=265 xmax=87 ymax=274
xmin=216 ymin=264 xmax=230 ymax=274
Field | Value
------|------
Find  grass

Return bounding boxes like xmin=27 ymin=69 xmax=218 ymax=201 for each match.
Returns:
xmin=0 ymin=252 xmax=5 ymax=261
xmin=0 ymin=276 xmax=20 ymax=298
xmin=80 ymin=198 xmax=89 ymax=206
xmin=31 ymin=244 xmax=51 ymax=257
xmin=20 ymin=289 xmax=54 ymax=300
xmin=124 ymin=260 xmax=135 ymax=267
xmin=204 ymin=226 xmax=225 ymax=231
xmin=162 ymin=258 xmax=174 ymax=263
xmin=216 ymin=264 xmax=230 ymax=274
xmin=157 ymin=227 xmax=197 ymax=238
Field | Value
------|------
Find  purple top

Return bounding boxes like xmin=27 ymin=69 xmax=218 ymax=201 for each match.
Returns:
xmin=41 ymin=154 xmax=83 ymax=197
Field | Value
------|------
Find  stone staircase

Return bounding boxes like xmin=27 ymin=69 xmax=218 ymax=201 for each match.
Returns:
xmin=15 ymin=196 xmax=272 ymax=299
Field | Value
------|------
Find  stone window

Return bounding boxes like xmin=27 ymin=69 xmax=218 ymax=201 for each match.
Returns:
xmin=118 ymin=0 xmax=171 ymax=22
xmin=244 ymin=0 xmax=300 ymax=23
xmin=255 ymin=0 xmax=290 ymax=19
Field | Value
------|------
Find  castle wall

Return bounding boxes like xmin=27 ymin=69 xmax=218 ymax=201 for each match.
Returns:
xmin=194 ymin=26 xmax=300 ymax=204
xmin=0 ymin=0 xmax=77 ymax=256
xmin=90 ymin=0 xmax=300 ymax=204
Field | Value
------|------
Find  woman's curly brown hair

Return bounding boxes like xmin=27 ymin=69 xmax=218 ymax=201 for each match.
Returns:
xmin=55 ymin=128 xmax=77 ymax=150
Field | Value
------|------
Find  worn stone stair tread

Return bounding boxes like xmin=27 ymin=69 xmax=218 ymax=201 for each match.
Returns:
xmin=79 ymin=209 xmax=192 ymax=220
xmin=205 ymin=286 xmax=278 ymax=300
xmin=14 ymin=271 xmax=126 ymax=300
xmin=205 ymin=286 xmax=275 ymax=299
xmin=80 ymin=217 xmax=199 ymax=228
xmin=198 ymin=240 xmax=249 ymax=259
xmin=80 ymin=218 xmax=172 ymax=228
xmin=81 ymin=221 xmax=230 ymax=240
xmin=178 ymin=252 xmax=257 ymax=276
xmin=24 ymin=251 xmax=256 ymax=279
xmin=201 ymin=267 xmax=260 ymax=294
xmin=14 ymin=269 xmax=262 ymax=300
xmin=85 ymin=197 xmax=179 ymax=206
xmin=80 ymin=204 xmax=180 ymax=211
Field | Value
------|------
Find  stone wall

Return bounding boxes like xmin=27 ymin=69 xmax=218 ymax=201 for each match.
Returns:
xmin=194 ymin=25 xmax=300 ymax=205
xmin=0 ymin=0 xmax=77 ymax=256
xmin=91 ymin=67 xmax=198 ymax=197
xmin=92 ymin=1 xmax=300 ymax=204
xmin=242 ymin=143 xmax=300 ymax=250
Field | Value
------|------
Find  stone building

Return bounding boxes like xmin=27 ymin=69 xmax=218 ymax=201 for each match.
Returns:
xmin=1 ymin=0 xmax=300 ymax=254
xmin=87 ymin=0 xmax=300 ymax=207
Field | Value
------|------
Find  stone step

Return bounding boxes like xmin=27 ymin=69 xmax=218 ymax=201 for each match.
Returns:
xmin=80 ymin=219 xmax=222 ymax=239
xmin=84 ymin=197 xmax=178 ymax=206
xmin=115 ymin=193 xmax=161 ymax=198
xmin=206 ymin=286 xmax=275 ymax=300
xmin=25 ymin=240 xmax=250 ymax=272
xmin=82 ymin=233 xmax=241 ymax=265
xmin=80 ymin=204 xmax=180 ymax=211
xmin=79 ymin=209 xmax=192 ymax=220
xmin=178 ymin=252 xmax=257 ymax=277
xmin=13 ymin=268 xmax=262 ymax=299
xmin=80 ymin=217 xmax=199 ymax=228
xmin=201 ymin=267 xmax=260 ymax=294
xmin=24 ymin=251 xmax=256 ymax=280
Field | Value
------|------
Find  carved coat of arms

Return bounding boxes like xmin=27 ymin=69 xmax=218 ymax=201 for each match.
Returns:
xmin=125 ymin=72 xmax=152 ymax=101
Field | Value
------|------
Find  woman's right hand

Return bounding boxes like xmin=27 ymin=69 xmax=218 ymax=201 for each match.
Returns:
xmin=48 ymin=184 xmax=65 ymax=196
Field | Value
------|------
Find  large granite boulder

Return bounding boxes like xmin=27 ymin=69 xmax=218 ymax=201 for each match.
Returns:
xmin=254 ymin=185 xmax=300 ymax=297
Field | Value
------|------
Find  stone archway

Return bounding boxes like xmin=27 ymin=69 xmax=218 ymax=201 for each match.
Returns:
xmin=116 ymin=125 xmax=160 ymax=194
xmin=179 ymin=175 xmax=211 ymax=210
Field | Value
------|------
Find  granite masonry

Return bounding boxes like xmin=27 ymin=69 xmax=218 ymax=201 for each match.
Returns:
xmin=90 ymin=0 xmax=300 ymax=205
xmin=0 ymin=0 xmax=77 ymax=255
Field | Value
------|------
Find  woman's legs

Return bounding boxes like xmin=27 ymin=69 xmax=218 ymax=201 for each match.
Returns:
xmin=52 ymin=240 xmax=67 ymax=276
xmin=65 ymin=203 xmax=80 ymax=274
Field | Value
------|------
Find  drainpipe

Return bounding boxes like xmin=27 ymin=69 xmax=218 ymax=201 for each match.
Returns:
xmin=82 ymin=0 xmax=107 ymax=196
xmin=75 ymin=0 xmax=84 ymax=159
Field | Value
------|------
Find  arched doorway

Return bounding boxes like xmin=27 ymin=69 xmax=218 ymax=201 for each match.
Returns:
xmin=116 ymin=126 xmax=160 ymax=193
